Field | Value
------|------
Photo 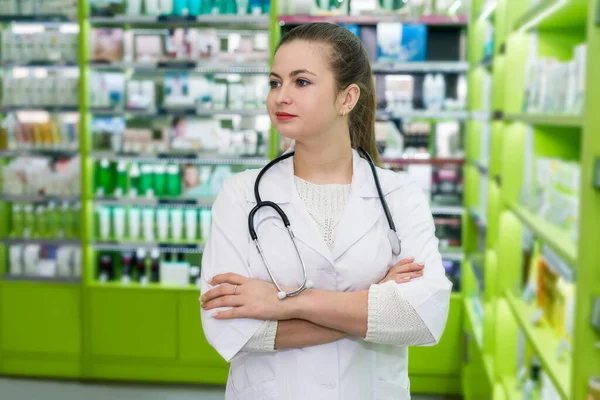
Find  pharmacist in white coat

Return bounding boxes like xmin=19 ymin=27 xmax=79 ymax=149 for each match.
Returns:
xmin=199 ymin=22 xmax=452 ymax=400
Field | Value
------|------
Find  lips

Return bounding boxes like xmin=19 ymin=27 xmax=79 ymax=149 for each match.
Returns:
xmin=276 ymin=112 xmax=297 ymax=121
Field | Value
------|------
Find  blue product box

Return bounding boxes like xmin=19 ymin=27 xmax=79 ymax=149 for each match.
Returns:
xmin=377 ymin=23 xmax=427 ymax=63
xmin=340 ymin=24 xmax=360 ymax=38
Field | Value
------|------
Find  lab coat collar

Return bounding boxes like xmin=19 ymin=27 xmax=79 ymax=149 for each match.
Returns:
xmin=245 ymin=146 xmax=404 ymax=264
xmin=245 ymin=147 xmax=403 ymax=204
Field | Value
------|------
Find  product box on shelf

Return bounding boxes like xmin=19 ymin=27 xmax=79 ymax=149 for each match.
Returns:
xmin=8 ymin=244 xmax=81 ymax=279
xmin=376 ymin=23 xmax=427 ymax=63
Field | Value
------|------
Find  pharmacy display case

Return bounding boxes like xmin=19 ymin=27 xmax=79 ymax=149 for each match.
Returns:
xmin=464 ymin=0 xmax=600 ymax=399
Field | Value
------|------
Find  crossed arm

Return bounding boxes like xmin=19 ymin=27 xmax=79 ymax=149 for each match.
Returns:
xmin=200 ymin=258 xmax=424 ymax=350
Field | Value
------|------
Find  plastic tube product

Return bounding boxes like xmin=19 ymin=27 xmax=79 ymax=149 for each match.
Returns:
xmin=136 ymin=248 xmax=148 ymax=285
xmin=143 ymin=208 xmax=155 ymax=241
xmin=113 ymin=207 xmax=126 ymax=240
xmin=174 ymin=0 xmax=188 ymax=15
xmin=160 ymin=0 xmax=174 ymax=14
xmin=150 ymin=249 xmax=160 ymax=283
xmin=184 ymin=208 xmax=198 ymax=241
xmin=121 ymin=251 xmax=133 ymax=284
xmin=98 ymin=207 xmax=111 ymax=239
xmin=157 ymin=208 xmax=170 ymax=241
xmin=200 ymin=209 xmax=212 ymax=241
xmin=171 ymin=209 xmax=183 ymax=241
xmin=144 ymin=0 xmax=161 ymax=15
xmin=127 ymin=0 xmax=143 ymax=15
xmin=128 ymin=207 xmax=141 ymax=239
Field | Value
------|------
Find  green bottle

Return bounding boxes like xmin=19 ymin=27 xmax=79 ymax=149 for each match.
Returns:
xmin=115 ymin=161 xmax=129 ymax=198
xmin=11 ymin=204 xmax=24 ymax=238
xmin=166 ymin=164 xmax=182 ymax=197
xmin=153 ymin=165 xmax=167 ymax=197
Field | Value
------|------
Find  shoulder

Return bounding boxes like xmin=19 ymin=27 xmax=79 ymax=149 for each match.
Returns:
xmin=214 ymin=168 xmax=261 ymax=207
xmin=376 ymin=167 xmax=429 ymax=211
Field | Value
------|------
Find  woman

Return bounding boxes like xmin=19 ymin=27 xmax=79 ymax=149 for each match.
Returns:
xmin=199 ymin=22 xmax=451 ymax=400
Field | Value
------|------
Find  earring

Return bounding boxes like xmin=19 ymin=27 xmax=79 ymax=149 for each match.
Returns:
xmin=348 ymin=105 xmax=353 ymax=110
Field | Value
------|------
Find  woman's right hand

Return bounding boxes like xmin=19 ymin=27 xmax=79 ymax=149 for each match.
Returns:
xmin=378 ymin=257 xmax=424 ymax=284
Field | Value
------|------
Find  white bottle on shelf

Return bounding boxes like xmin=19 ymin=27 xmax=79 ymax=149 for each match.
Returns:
xmin=423 ymin=73 xmax=434 ymax=110
xmin=434 ymin=73 xmax=446 ymax=110
xmin=457 ymin=74 xmax=467 ymax=109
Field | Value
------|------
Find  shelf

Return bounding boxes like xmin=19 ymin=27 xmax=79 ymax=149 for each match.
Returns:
xmin=505 ymin=292 xmax=571 ymax=399
xmin=470 ymin=159 xmax=489 ymax=175
xmin=0 ymin=106 xmax=79 ymax=113
xmin=90 ymin=151 xmax=269 ymax=166
xmin=0 ymin=15 xmax=73 ymax=23
xmin=0 ymin=61 xmax=78 ymax=69
xmin=465 ymin=296 xmax=484 ymax=351
xmin=381 ymin=109 xmax=469 ymax=120
xmin=2 ymin=275 xmax=80 ymax=284
xmin=440 ymin=250 xmax=465 ymax=262
xmin=89 ymin=15 xmax=270 ymax=28
xmin=371 ymin=61 xmax=469 ymax=74
xmin=278 ymin=14 xmax=468 ymax=26
xmin=470 ymin=111 xmax=492 ymax=121
xmin=380 ymin=156 xmax=465 ymax=166
xmin=479 ymin=55 xmax=493 ymax=70
xmin=513 ymin=0 xmax=588 ymax=32
xmin=0 ymin=194 xmax=80 ymax=203
xmin=94 ymin=196 xmax=215 ymax=208
xmin=88 ymin=281 xmax=200 ymax=292
xmin=93 ymin=241 xmax=205 ymax=254
xmin=509 ymin=202 xmax=577 ymax=266
xmin=90 ymin=107 xmax=267 ymax=118
xmin=2 ymin=238 xmax=80 ymax=246
xmin=468 ymin=207 xmax=487 ymax=230
xmin=431 ymin=205 xmax=464 ymax=215
xmin=0 ymin=149 xmax=79 ymax=158
xmin=501 ymin=376 xmax=523 ymax=400
xmin=88 ymin=61 xmax=270 ymax=74
xmin=504 ymin=113 xmax=583 ymax=127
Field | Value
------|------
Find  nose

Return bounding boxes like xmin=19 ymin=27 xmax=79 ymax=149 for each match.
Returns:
xmin=275 ymin=82 xmax=292 ymax=105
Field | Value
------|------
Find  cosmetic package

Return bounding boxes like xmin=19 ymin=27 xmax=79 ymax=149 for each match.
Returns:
xmin=377 ymin=23 xmax=427 ymax=63
xmin=91 ymin=28 xmax=124 ymax=62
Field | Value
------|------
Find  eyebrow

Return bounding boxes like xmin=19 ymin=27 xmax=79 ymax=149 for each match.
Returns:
xmin=269 ymin=69 xmax=317 ymax=79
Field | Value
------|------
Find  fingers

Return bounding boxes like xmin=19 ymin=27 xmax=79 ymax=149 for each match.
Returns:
xmin=212 ymin=307 xmax=244 ymax=320
xmin=202 ymin=295 xmax=244 ymax=311
xmin=395 ymin=257 xmax=415 ymax=266
xmin=389 ymin=262 xmax=424 ymax=276
xmin=391 ymin=272 xmax=422 ymax=283
xmin=209 ymin=273 xmax=248 ymax=286
xmin=200 ymin=283 xmax=237 ymax=303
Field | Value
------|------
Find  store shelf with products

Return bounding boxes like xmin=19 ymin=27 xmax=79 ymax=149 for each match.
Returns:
xmin=2 ymin=275 xmax=80 ymax=284
xmin=509 ymin=202 xmax=577 ymax=267
xmin=504 ymin=113 xmax=583 ymax=128
xmin=505 ymin=291 xmax=571 ymax=399
xmin=278 ymin=14 xmax=469 ymax=26
xmin=88 ymin=15 xmax=270 ymax=28
xmin=513 ymin=0 xmax=588 ymax=32
xmin=88 ymin=61 xmax=270 ymax=74
xmin=371 ymin=61 xmax=469 ymax=74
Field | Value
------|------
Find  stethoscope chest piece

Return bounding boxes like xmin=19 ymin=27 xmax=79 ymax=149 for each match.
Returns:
xmin=388 ymin=229 xmax=401 ymax=256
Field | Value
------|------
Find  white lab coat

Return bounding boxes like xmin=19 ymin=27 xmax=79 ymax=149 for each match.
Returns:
xmin=200 ymin=149 xmax=452 ymax=400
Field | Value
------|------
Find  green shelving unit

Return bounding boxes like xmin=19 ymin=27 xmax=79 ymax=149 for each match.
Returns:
xmin=465 ymin=0 xmax=600 ymax=399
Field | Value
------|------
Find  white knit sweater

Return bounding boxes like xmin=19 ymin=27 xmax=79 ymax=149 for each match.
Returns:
xmin=242 ymin=176 xmax=434 ymax=352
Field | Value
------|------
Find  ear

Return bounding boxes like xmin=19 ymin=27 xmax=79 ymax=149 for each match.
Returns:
xmin=338 ymin=84 xmax=360 ymax=116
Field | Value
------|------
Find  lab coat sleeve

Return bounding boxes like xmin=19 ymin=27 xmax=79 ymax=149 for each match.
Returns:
xmin=389 ymin=180 xmax=453 ymax=345
xmin=200 ymin=176 xmax=264 ymax=362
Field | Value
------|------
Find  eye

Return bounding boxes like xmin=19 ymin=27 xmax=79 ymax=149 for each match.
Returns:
xmin=269 ymin=80 xmax=281 ymax=89
xmin=296 ymin=79 xmax=310 ymax=87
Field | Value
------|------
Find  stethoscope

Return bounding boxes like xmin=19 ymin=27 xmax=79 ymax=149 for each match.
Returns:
xmin=248 ymin=147 xmax=401 ymax=300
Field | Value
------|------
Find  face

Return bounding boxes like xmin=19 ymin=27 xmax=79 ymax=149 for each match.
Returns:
xmin=267 ymin=41 xmax=345 ymax=143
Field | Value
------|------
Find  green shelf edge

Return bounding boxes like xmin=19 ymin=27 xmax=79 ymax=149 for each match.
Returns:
xmin=513 ymin=0 xmax=588 ymax=32
xmin=505 ymin=292 xmax=571 ymax=400
xmin=504 ymin=113 xmax=582 ymax=127
xmin=501 ymin=376 xmax=523 ymax=400
xmin=508 ymin=202 xmax=577 ymax=266
xmin=464 ymin=297 xmax=484 ymax=351
xmin=88 ymin=281 xmax=200 ymax=292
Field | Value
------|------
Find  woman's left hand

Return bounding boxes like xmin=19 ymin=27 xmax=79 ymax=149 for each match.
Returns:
xmin=200 ymin=273 xmax=294 ymax=321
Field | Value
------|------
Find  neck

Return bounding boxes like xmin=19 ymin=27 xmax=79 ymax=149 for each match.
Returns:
xmin=293 ymin=136 xmax=353 ymax=185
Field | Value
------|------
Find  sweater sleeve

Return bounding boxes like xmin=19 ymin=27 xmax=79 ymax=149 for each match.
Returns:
xmin=364 ymin=280 xmax=436 ymax=346
xmin=240 ymin=320 xmax=278 ymax=352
